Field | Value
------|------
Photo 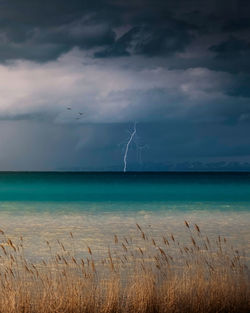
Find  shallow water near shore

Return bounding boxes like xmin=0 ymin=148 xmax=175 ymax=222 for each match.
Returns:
xmin=0 ymin=172 xmax=249 ymax=262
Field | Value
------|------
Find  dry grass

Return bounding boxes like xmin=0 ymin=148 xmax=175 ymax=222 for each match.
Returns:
xmin=0 ymin=222 xmax=249 ymax=313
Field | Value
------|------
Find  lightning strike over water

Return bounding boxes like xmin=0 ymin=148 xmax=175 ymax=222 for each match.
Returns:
xmin=123 ymin=122 xmax=137 ymax=172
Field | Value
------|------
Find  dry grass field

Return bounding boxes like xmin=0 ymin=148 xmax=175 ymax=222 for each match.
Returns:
xmin=0 ymin=222 xmax=249 ymax=313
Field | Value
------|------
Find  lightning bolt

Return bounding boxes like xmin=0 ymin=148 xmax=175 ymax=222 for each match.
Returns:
xmin=123 ymin=122 xmax=137 ymax=172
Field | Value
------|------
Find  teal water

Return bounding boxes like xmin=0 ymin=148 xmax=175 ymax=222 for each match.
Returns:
xmin=0 ymin=172 xmax=250 ymax=203
xmin=0 ymin=172 xmax=249 ymax=261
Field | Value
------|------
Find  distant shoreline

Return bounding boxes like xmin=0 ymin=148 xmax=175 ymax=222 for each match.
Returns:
xmin=0 ymin=171 xmax=250 ymax=174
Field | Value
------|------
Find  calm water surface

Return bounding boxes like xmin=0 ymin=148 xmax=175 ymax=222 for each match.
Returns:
xmin=0 ymin=172 xmax=249 ymax=261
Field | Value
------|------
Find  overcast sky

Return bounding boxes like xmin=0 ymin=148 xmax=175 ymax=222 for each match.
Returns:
xmin=0 ymin=0 xmax=250 ymax=171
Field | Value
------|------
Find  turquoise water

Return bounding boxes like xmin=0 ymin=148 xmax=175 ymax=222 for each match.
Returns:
xmin=0 ymin=172 xmax=249 ymax=261
xmin=0 ymin=172 xmax=250 ymax=207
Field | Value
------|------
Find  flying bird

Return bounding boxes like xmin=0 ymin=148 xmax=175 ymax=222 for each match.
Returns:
xmin=67 ymin=107 xmax=72 ymax=110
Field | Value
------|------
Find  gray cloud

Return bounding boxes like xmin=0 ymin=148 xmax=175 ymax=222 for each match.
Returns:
xmin=0 ymin=15 xmax=116 ymax=62
xmin=223 ymin=18 xmax=250 ymax=32
xmin=95 ymin=21 xmax=195 ymax=58
xmin=209 ymin=36 xmax=250 ymax=59
xmin=0 ymin=0 xmax=249 ymax=65
xmin=0 ymin=0 xmax=250 ymax=170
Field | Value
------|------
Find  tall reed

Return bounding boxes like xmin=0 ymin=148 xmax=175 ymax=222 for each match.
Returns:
xmin=0 ymin=223 xmax=249 ymax=313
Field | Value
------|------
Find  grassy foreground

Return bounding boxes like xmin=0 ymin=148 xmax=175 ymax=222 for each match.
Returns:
xmin=0 ymin=222 xmax=249 ymax=313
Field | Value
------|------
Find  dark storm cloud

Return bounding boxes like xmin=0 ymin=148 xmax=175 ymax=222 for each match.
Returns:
xmin=223 ymin=18 xmax=250 ymax=32
xmin=1 ymin=0 xmax=250 ymax=170
xmin=0 ymin=0 xmax=116 ymax=61
xmin=0 ymin=0 xmax=249 ymax=64
xmin=209 ymin=36 xmax=250 ymax=59
xmin=95 ymin=21 xmax=194 ymax=58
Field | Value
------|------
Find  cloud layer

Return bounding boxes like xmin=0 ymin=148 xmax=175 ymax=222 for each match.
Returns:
xmin=0 ymin=0 xmax=250 ymax=170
